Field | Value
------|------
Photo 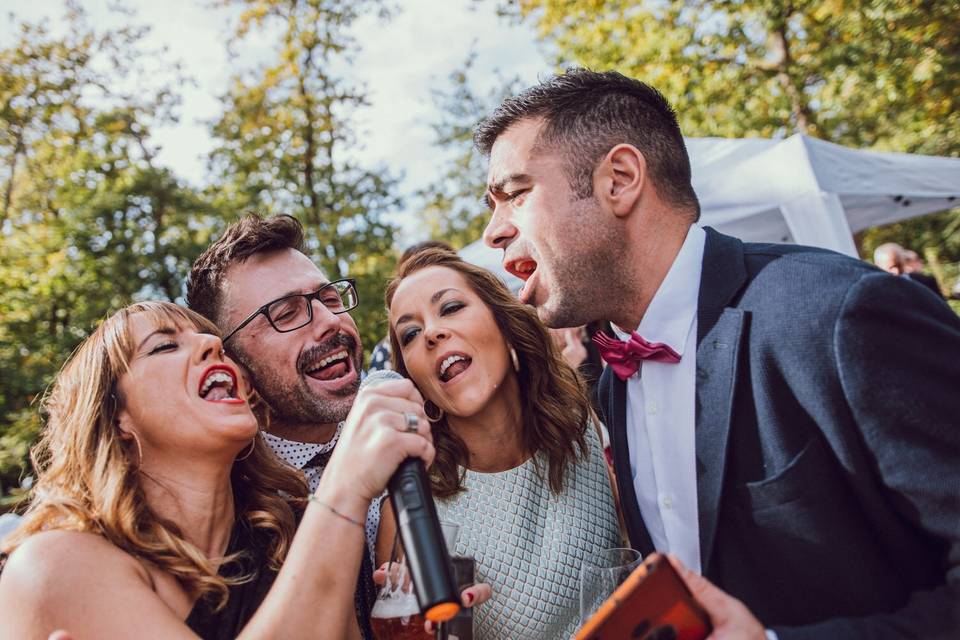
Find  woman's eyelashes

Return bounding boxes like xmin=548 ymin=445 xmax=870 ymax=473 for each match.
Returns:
xmin=439 ymin=300 xmax=465 ymax=316
xmin=400 ymin=326 xmax=420 ymax=346
xmin=147 ymin=341 xmax=178 ymax=356
xmin=399 ymin=300 xmax=466 ymax=346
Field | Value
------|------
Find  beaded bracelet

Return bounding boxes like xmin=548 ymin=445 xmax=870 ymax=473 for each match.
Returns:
xmin=308 ymin=494 xmax=365 ymax=529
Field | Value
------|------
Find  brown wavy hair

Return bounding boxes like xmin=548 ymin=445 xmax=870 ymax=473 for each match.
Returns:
xmin=0 ymin=302 xmax=307 ymax=609
xmin=385 ymin=248 xmax=591 ymax=499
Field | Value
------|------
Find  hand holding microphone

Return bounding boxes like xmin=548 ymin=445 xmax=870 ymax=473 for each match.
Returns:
xmin=322 ymin=370 xmax=435 ymax=507
xmin=360 ymin=371 xmax=462 ymax=625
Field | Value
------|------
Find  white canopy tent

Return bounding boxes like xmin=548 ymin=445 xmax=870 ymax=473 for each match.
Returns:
xmin=460 ymin=133 xmax=960 ymax=286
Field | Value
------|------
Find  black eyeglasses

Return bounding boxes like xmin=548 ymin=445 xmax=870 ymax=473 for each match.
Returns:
xmin=222 ymin=279 xmax=359 ymax=343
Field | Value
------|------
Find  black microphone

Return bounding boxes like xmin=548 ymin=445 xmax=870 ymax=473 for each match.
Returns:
xmin=359 ymin=370 xmax=461 ymax=623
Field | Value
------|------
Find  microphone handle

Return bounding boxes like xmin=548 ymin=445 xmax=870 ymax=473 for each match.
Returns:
xmin=388 ymin=458 xmax=461 ymax=623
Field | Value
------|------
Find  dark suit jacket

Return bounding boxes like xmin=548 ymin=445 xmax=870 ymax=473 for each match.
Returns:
xmin=598 ymin=228 xmax=960 ymax=639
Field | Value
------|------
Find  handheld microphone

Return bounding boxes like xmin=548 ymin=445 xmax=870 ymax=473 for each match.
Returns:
xmin=359 ymin=370 xmax=461 ymax=623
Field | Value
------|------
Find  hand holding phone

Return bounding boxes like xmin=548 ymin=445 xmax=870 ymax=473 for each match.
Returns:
xmin=575 ymin=552 xmax=712 ymax=640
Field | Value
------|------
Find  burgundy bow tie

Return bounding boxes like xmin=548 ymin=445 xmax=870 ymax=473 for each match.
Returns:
xmin=593 ymin=331 xmax=681 ymax=380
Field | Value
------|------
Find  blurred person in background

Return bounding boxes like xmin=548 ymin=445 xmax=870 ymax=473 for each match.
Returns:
xmin=874 ymin=242 xmax=944 ymax=299
xmin=872 ymin=242 xmax=905 ymax=275
xmin=902 ymin=249 xmax=945 ymax=299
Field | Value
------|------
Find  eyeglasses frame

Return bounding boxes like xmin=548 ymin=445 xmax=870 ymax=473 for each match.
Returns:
xmin=221 ymin=278 xmax=359 ymax=344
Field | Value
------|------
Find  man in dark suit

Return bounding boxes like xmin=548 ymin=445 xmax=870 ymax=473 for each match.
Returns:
xmin=477 ymin=69 xmax=960 ymax=639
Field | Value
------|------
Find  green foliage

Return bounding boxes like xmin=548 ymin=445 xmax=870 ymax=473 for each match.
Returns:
xmin=0 ymin=1 xmax=407 ymax=497
xmin=207 ymin=0 xmax=401 ymax=353
xmin=413 ymin=54 xmax=521 ymax=249
xmin=1 ymin=9 xmax=232 ymax=495
xmin=502 ymin=0 xmax=960 ymax=274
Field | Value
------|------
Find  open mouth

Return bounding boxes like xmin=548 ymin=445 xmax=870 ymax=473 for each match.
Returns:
xmin=198 ymin=365 xmax=240 ymax=403
xmin=304 ymin=348 xmax=352 ymax=382
xmin=437 ymin=353 xmax=472 ymax=383
xmin=506 ymin=258 xmax=537 ymax=282
xmin=506 ymin=258 xmax=538 ymax=303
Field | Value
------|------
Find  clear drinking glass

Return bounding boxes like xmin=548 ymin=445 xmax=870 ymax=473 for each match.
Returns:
xmin=579 ymin=547 xmax=643 ymax=626
xmin=439 ymin=520 xmax=461 ymax=552
xmin=370 ymin=520 xmax=461 ymax=640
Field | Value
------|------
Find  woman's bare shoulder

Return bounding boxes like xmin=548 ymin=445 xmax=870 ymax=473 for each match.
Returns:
xmin=2 ymin=529 xmax=148 ymax=595
xmin=0 ymin=530 xmax=195 ymax=638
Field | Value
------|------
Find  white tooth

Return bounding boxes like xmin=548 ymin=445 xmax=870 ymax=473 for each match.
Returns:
xmin=440 ymin=355 xmax=465 ymax=377
xmin=201 ymin=371 xmax=234 ymax=397
xmin=314 ymin=350 xmax=347 ymax=371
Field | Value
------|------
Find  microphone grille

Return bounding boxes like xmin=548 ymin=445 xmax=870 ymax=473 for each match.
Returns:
xmin=359 ymin=368 xmax=404 ymax=391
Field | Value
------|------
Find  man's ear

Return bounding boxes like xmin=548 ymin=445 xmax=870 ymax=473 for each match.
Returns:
xmin=594 ymin=144 xmax=646 ymax=219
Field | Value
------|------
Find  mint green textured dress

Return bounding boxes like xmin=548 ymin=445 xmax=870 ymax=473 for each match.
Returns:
xmin=435 ymin=426 xmax=623 ymax=640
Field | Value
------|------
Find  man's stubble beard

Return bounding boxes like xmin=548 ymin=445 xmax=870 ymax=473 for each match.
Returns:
xmin=230 ymin=339 xmax=362 ymax=427
xmin=539 ymin=198 xmax=624 ymax=329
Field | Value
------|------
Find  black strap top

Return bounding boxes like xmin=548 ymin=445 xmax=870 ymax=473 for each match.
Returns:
xmin=184 ymin=516 xmax=376 ymax=640
xmin=185 ymin=519 xmax=279 ymax=640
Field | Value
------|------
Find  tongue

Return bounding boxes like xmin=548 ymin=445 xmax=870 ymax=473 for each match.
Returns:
xmin=205 ymin=386 xmax=232 ymax=402
xmin=444 ymin=359 xmax=471 ymax=381
xmin=309 ymin=360 xmax=348 ymax=381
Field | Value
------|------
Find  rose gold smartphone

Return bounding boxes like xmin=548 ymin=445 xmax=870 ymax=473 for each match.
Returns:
xmin=575 ymin=552 xmax=712 ymax=640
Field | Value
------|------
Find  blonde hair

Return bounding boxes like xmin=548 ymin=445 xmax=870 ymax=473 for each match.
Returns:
xmin=0 ymin=301 xmax=307 ymax=609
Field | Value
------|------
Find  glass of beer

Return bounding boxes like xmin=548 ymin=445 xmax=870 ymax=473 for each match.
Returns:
xmin=371 ymin=521 xmax=461 ymax=639
xmin=370 ymin=561 xmax=427 ymax=640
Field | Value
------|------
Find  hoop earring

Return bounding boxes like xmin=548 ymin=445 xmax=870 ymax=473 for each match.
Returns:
xmin=509 ymin=346 xmax=520 ymax=372
xmin=235 ymin=436 xmax=257 ymax=462
xmin=424 ymin=400 xmax=444 ymax=423
xmin=129 ymin=431 xmax=144 ymax=470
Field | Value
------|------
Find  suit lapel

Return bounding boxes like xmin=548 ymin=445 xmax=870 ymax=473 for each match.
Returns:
xmin=695 ymin=228 xmax=748 ymax=575
xmin=601 ymin=367 xmax=656 ymax=556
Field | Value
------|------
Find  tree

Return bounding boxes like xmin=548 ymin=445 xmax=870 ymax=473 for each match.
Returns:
xmin=500 ymin=0 xmax=959 ymax=275
xmin=207 ymin=0 xmax=402 ymax=352
xmin=0 ymin=7 xmax=210 ymax=500
xmin=413 ymin=54 xmax=522 ymax=249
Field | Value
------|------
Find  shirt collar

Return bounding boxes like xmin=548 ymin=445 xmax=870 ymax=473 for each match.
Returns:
xmin=261 ymin=422 xmax=344 ymax=470
xmin=613 ymin=224 xmax=706 ymax=357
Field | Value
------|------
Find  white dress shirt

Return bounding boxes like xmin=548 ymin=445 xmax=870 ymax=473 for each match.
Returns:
xmin=613 ymin=224 xmax=705 ymax=574
xmin=263 ymin=427 xmax=381 ymax=562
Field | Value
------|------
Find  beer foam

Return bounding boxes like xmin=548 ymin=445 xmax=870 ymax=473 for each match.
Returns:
xmin=371 ymin=593 xmax=419 ymax=619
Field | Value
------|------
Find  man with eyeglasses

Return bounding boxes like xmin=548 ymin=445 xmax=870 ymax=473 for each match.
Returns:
xmin=186 ymin=213 xmax=378 ymax=638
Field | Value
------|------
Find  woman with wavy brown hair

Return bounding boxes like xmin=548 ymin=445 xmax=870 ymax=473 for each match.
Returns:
xmin=0 ymin=301 xmax=435 ymax=639
xmin=381 ymin=248 xmax=622 ymax=639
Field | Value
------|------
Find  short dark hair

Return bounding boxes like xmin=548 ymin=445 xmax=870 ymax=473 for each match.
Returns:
xmin=186 ymin=214 xmax=305 ymax=327
xmin=475 ymin=68 xmax=699 ymax=218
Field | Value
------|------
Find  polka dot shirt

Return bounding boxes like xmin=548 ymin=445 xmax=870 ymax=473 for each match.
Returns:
xmin=262 ymin=427 xmax=381 ymax=562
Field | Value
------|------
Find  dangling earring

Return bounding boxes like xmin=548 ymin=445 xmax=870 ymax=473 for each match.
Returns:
xmin=424 ymin=400 xmax=445 ymax=423
xmin=235 ymin=436 xmax=257 ymax=461
xmin=509 ymin=346 xmax=520 ymax=372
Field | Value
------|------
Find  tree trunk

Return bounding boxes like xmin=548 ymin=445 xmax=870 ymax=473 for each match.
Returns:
xmin=2 ymin=129 xmax=25 ymax=222
xmin=299 ymin=47 xmax=321 ymax=228
xmin=768 ymin=4 xmax=818 ymax=135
